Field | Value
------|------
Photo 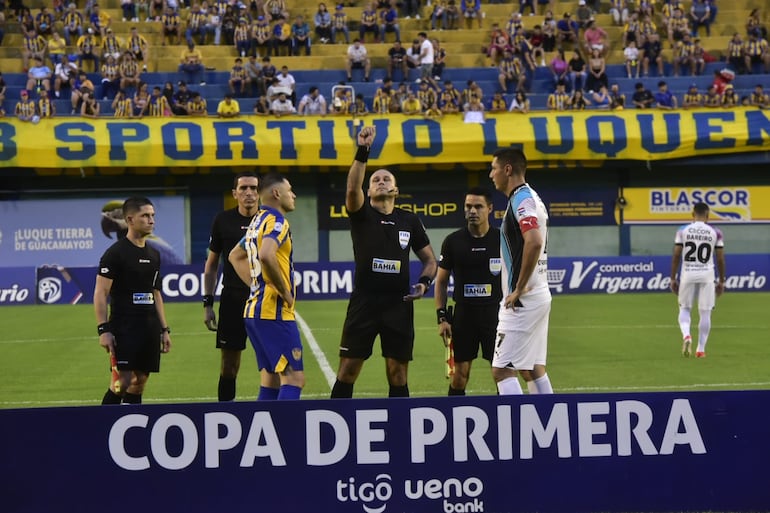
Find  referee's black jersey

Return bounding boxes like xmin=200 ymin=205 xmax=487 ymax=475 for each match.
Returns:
xmin=438 ymin=227 xmax=502 ymax=306
xmin=208 ymin=208 xmax=253 ymax=291
xmin=98 ymin=238 xmax=161 ymax=317
xmin=350 ymin=202 xmax=431 ymax=295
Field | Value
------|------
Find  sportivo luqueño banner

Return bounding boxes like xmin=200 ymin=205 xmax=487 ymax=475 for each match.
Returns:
xmin=1 ymin=391 xmax=769 ymax=513
xmin=620 ymin=186 xmax=770 ymax=224
xmin=1 ymin=107 xmax=769 ymax=168
xmin=2 ymin=255 xmax=768 ymax=306
xmin=0 ymin=196 xmax=187 ymax=267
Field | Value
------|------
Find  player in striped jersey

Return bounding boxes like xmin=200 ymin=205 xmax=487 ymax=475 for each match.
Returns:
xmin=489 ymin=148 xmax=553 ymax=395
xmin=112 ymin=90 xmax=134 ymax=118
xmin=15 ymin=90 xmax=37 ymax=121
xmin=670 ymin=202 xmax=725 ymax=358
xmin=229 ymin=173 xmax=304 ymax=400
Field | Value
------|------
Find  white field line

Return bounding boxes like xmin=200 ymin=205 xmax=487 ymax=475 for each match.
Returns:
xmin=295 ymin=311 xmax=336 ymax=390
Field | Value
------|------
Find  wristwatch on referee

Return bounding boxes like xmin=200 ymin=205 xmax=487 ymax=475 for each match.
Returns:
xmin=161 ymin=327 xmax=171 ymax=334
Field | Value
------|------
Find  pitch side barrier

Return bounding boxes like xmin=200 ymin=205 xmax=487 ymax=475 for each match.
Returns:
xmin=1 ymin=391 xmax=768 ymax=512
xmin=1 ymin=255 xmax=767 ymax=306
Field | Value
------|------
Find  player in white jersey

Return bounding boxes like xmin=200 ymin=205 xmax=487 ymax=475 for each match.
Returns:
xmin=488 ymin=148 xmax=553 ymax=395
xmin=670 ymin=202 xmax=726 ymax=358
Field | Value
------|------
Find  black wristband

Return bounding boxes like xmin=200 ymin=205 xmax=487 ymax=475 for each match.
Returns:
xmin=436 ymin=308 xmax=448 ymax=325
xmin=203 ymin=294 xmax=214 ymax=307
xmin=354 ymin=145 xmax=370 ymax=163
xmin=97 ymin=322 xmax=111 ymax=336
xmin=161 ymin=327 xmax=171 ymax=334
xmin=418 ymin=275 xmax=433 ymax=288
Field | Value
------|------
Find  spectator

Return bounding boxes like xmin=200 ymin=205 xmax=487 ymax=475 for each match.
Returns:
xmin=567 ymin=49 xmax=586 ymax=91
xmin=585 ymin=47 xmax=607 ymax=92
xmin=583 ymin=19 xmax=608 ymax=55
xmin=575 ymin=0 xmax=591 ymax=29
xmin=205 ymin=5 xmax=221 ymax=45
xmin=414 ymin=80 xmax=435 ymax=109
xmin=264 ymin=0 xmax=288 ymax=22
xmin=132 ymin=81 xmax=150 ymax=116
xmin=149 ymin=0 xmax=164 ymax=21
xmin=90 ymin=4 xmax=111 ymax=38
xmin=727 ymin=33 xmax=745 ymax=74
xmin=401 ymin=91 xmax=422 ymax=115
xmin=445 ymin=0 xmax=460 ymax=29
xmin=372 ymin=86 xmax=393 ymax=114
xmin=146 ymin=86 xmax=171 ymax=116
xmin=47 ymin=32 xmax=66 ymax=68
xmin=220 ymin=5 xmax=236 ymax=46
xmin=179 ymin=42 xmax=206 ymax=85
xmin=624 ymin=40 xmax=640 ymax=78
xmin=642 ymin=32 xmax=664 ymax=76
xmin=102 ymin=28 xmax=123 ymax=61
xmin=461 ymin=0 xmax=482 ymax=29
xmin=541 ymin=10 xmax=557 ymax=51
xmin=528 ymin=25 xmax=546 ymax=66
xmin=673 ymin=33 xmax=695 ymax=76
xmin=498 ymin=49 xmax=525 ymax=93
xmin=744 ymin=32 xmax=770 ymax=74
xmin=667 ymin=7 xmax=689 ymax=46
xmin=417 ymin=32 xmax=435 ymax=86
xmin=186 ymin=3 xmax=210 ymax=46
xmin=187 ymin=91 xmax=208 ymax=116
xmin=127 ymin=26 xmax=150 ymax=72
xmin=352 ymin=93 xmax=369 ymax=115
xmin=315 ymin=3 xmax=332 ymax=43
xmin=330 ymin=86 xmax=352 ymax=114
xmin=119 ymin=51 xmax=142 ymax=90
xmin=54 ymin=55 xmax=78 ymax=99
xmin=439 ymin=80 xmax=461 ymax=114
xmin=569 ymin=88 xmax=589 ymax=110
xmin=19 ymin=7 xmax=35 ymax=37
xmin=654 ymin=80 xmax=678 ymax=109
xmin=234 ymin=19 xmax=251 ymax=56
xmin=292 ymin=15 xmax=312 ymax=55
xmin=22 ymin=28 xmax=48 ymax=72
xmin=692 ymin=38 xmax=706 ymax=75
xmin=272 ymin=16 xmax=293 ymax=56
xmin=251 ymin=16 xmax=272 ymax=57
xmin=546 ymin=81 xmax=569 ymax=111
xmin=609 ymin=0 xmax=629 ymax=26
xmin=228 ymin=57 xmax=247 ymax=95
xmin=275 ymin=65 xmax=297 ymax=104
xmin=509 ymin=90 xmax=530 ymax=113
xmin=609 ymin=84 xmax=625 ymax=109
xmin=26 ymin=56 xmax=52 ymax=94
xmin=80 ymin=91 xmax=100 ymax=118
xmin=254 ymin=95 xmax=271 ymax=115
xmin=244 ymin=55 xmax=262 ymax=95
xmin=506 ymin=9 xmax=524 ymax=37
xmin=63 ymin=3 xmax=85 ymax=46
xmin=640 ymin=14 xmax=657 ymax=42
xmin=331 ymin=4 xmax=350 ymax=44
xmin=298 ymin=86 xmax=327 ymax=115
xmin=513 ymin=32 xmax=536 ymax=72
xmin=391 ymin=81 xmax=410 ymax=112
xmin=430 ymin=0 xmax=447 ymax=31
xmin=623 ymin=11 xmax=640 ymax=46
xmin=387 ymin=40 xmax=408 ymax=79
xmin=70 ymin=71 xmax=94 ymax=114
xmin=112 ymin=89 xmax=135 ymax=117
xmin=217 ymin=93 xmax=241 ymax=117
xmin=721 ymin=84 xmax=739 ymax=107
xmin=660 ymin=1 xmax=684 ymax=32
xmin=360 ymin=2 xmax=379 ymax=42
xmin=749 ymin=84 xmax=769 ymax=108
xmin=161 ymin=6 xmax=182 ymax=45
xmin=432 ymin=39 xmax=446 ymax=81
xmin=379 ymin=3 xmax=400 ymax=43
xmin=549 ymin=48 xmax=568 ymax=88
xmin=682 ymin=83 xmax=703 ymax=108
xmin=486 ymin=23 xmax=510 ymax=64
xmin=591 ymin=85 xmax=611 ymax=109
xmin=461 ymin=79 xmax=484 ymax=111
xmin=690 ymin=0 xmax=711 ymax=37
xmin=346 ymin=39 xmax=372 ymax=82
xmin=519 ymin=0 xmax=535 ymax=16
xmin=100 ymin=54 xmax=121 ymax=99
xmin=15 ymin=90 xmax=37 ymax=121
xmin=121 ymin=0 xmax=138 ymax=22
xmin=632 ymin=82 xmax=654 ymax=108
xmin=746 ymin=9 xmax=767 ymax=39
xmin=488 ymin=90 xmax=506 ymax=112
xmin=162 ymin=81 xmax=174 ymax=107
xmin=35 ymin=7 xmax=55 ymax=37
xmin=172 ymin=81 xmax=192 ymax=114
xmin=703 ymin=84 xmax=721 ymax=107
xmin=556 ymin=12 xmax=579 ymax=45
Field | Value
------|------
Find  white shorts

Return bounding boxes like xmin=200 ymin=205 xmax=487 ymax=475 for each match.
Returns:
xmin=678 ymin=280 xmax=716 ymax=310
xmin=492 ymin=300 xmax=551 ymax=371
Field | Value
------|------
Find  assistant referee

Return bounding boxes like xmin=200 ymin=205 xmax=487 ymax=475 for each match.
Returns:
xmin=330 ymin=125 xmax=438 ymax=399
xmin=435 ymin=187 xmax=501 ymax=396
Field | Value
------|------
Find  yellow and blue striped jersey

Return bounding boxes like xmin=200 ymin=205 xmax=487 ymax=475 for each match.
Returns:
xmin=243 ymin=206 xmax=296 ymax=321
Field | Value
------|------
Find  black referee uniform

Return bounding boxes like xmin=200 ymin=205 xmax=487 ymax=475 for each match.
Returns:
xmin=208 ymin=207 xmax=253 ymax=350
xmin=438 ymin=226 xmax=502 ymax=362
xmin=340 ymin=202 xmax=431 ymax=361
xmin=97 ymin=238 xmax=163 ymax=372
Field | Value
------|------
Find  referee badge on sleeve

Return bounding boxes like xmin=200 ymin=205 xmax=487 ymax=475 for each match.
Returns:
xmin=489 ymin=258 xmax=502 ymax=276
xmin=399 ymin=230 xmax=410 ymax=249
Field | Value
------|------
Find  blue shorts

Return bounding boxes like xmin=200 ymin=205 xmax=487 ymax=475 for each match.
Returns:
xmin=244 ymin=317 xmax=303 ymax=373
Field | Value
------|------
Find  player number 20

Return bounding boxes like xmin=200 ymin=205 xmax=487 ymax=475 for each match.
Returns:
xmin=684 ymin=241 xmax=712 ymax=264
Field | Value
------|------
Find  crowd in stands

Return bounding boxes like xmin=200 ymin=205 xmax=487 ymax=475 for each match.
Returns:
xmin=1 ymin=0 xmax=770 ymax=121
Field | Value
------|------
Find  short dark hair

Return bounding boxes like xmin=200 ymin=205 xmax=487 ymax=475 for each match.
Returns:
xmin=693 ymin=202 xmax=710 ymax=216
xmin=258 ymin=172 xmax=286 ymax=194
xmin=466 ymin=186 xmax=494 ymax=205
xmin=122 ymin=197 xmax=153 ymax=218
xmin=492 ymin=148 xmax=527 ymax=175
xmin=233 ymin=171 xmax=258 ymax=189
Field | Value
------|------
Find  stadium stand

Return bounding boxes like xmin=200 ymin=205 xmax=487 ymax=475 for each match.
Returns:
xmin=1 ymin=0 xmax=768 ymax=116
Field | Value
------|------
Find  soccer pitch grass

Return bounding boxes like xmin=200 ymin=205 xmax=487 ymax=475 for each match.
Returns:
xmin=1 ymin=292 xmax=769 ymax=409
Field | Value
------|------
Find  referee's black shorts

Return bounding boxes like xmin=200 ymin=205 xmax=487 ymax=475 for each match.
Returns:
xmin=216 ymin=287 xmax=249 ymax=351
xmin=112 ymin=314 xmax=162 ymax=373
xmin=451 ymin=302 xmax=498 ymax=363
xmin=339 ymin=290 xmax=414 ymax=362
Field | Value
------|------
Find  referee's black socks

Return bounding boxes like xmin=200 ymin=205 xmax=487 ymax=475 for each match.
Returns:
xmin=218 ymin=376 xmax=236 ymax=401
xmin=448 ymin=386 xmax=466 ymax=396
xmin=331 ymin=379 xmax=354 ymax=398
xmin=123 ymin=393 xmax=142 ymax=404
xmin=102 ymin=389 xmax=122 ymax=405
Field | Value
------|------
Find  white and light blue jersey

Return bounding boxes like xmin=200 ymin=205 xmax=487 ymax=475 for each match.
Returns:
xmin=674 ymin=221 xmax=724 ymax=283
